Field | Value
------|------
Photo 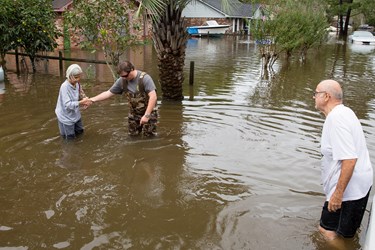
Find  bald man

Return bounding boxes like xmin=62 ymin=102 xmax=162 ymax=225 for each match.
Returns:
xmin=314 ymin=79 xmax=373 ymax=240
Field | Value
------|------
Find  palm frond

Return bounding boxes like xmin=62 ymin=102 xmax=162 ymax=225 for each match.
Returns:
xmin=136 ymin=0 xmax=166 ymax=21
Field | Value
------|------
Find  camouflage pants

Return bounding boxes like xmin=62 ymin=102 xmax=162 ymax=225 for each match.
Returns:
xmin=128 ymin=110 xmax=158 ymax=136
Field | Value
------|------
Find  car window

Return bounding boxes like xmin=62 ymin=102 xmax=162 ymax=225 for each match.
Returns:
xmin=353 ymin=31 xmax=374 ymax=37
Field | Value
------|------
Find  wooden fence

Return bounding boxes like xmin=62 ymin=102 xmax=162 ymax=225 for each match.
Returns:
xmin=7 ymin=49 xmax=197 ymax=89
xmin=7 ymin=50 xmax=109 ymax=76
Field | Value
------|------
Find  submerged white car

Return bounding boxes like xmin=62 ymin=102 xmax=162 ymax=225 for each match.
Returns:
xmin=348 ymin=31 xmax=375 ymax=45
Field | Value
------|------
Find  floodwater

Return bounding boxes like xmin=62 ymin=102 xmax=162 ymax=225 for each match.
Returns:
xmin=1 ymin=36 xmax=375 ymax=250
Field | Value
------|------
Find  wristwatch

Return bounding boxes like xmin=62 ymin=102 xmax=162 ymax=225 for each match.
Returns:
xmin=144 ymin=114 xmax=151 ymax=118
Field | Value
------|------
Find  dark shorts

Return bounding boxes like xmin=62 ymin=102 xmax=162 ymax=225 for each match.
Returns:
xmin=58 ymin=119 xmax=84 ymax=139
xmin=320 ymin=188 xmax=371 ymax=238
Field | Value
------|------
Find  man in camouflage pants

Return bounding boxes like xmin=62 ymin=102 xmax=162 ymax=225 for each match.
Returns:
xmin=89 ymin=61 xmax=158 ymax=136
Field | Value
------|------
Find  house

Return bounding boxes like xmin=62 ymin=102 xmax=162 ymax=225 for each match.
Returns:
xmin=52 ymin=0 xmax=73 ymax=12
xmin=182 ymin=0 xmax=264 ymax=34
xmin=52 ymin=0 xmax=73 ymax=49
xmin=51 ymin=0 xmax=263 ymax=49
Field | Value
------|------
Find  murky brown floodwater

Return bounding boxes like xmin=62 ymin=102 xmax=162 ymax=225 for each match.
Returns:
xmin=1 ymin=36 xmax=375 ymax=249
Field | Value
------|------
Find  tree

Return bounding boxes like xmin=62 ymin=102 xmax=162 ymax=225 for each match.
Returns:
xmin=251 ymin=0 xmax=328 ymax=69
xmin=0 ymin=0 xmax=17 ymax=68
xmin=249 ymin=3 xmax=279 ymax=69
xmin=139 ymin=0 xmax=231 ymax=101
xmin=65 ymin=0 xmax=141 ymax=80
xmin=274 ymin=1 xmax=328 ymax=59
xmin=355 ymin=0 xmax=375 ymax=26
xmin=0 ymin=0 xmax=59 ymax=72
xmin=325 ymin=0 xmax=361 ymax=37
xmin=150 ymin=1 xmax=190 ymax=100
xmin=17 ymin=0 xmax=60 ymax=72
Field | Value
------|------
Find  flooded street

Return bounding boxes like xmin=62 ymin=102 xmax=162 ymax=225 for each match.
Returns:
xmin=1 ymin=36 xmax=375 ymax=249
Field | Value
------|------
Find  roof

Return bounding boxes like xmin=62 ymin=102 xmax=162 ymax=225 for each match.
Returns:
xmin=199 ymin=0 xmax=259 ymax=18
xmin=52 ymin=0 xmax=73 ymax=12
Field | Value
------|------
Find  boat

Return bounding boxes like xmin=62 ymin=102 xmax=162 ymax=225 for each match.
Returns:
xmin=187 ymin=20 xmax=230 ymax=37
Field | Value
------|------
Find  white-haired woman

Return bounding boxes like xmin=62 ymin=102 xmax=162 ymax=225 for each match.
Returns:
xmin=55 ymin=64 xmax=90 ymax=139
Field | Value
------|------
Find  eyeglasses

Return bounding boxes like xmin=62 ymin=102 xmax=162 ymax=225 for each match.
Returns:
xmin=313 ymin=91 xmax=326 ymax=97
xmin=120 ymin=71 xmax=130 ymax=78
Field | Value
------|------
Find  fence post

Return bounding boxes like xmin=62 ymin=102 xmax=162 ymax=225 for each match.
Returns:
xmin=59 ymin=51 xmax=63 ymax=76
xmin=189 ymin=61 xmax=195 ymax=100
xmin=15 ymin=49 xmax=20 ymax=74
xmin=189 ymin=61 xmax=194 ymax=86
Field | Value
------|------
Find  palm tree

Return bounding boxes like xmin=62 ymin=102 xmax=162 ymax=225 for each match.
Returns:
xmin=139 ymin=0 xmax=230 ymax=101
xmin=151 ymin=1 xmax=189 ymax=100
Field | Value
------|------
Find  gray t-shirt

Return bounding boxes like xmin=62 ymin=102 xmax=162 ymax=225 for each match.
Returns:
xmin=109 ymin=70 xmax=156 ymax=95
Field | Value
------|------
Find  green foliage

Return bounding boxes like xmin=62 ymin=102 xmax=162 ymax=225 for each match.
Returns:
xmin=274 ymin=1 xmax=328 ymax=56
xmin=325 ymin=0 xmax=358 ymax=36
xmin=65 ymin=0 xmax=140 ymax=79
xmin=17 ymin=0 xmax=59 ymax=56
xmin=358 ymin=0 xmax=375 ymax=26
xmin=0 ymin=0 xmax=59 ymax=70
xmin=251 ymin=0 xmax=328 ymax=68
xmin=0 ymin=0 xmax=17 ymax=66
xmin=326 ymin=0 xmax=355 ymax=17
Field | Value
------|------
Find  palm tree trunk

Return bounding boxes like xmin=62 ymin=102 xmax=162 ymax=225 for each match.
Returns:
xmin=151 ymin=2 xmax=189 ymax=101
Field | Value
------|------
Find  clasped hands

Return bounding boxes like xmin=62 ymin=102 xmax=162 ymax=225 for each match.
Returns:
xmin=80 ymin=97 xmax=94 ymax=110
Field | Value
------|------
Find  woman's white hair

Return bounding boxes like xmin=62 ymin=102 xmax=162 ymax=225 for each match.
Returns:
xmin=66 ymin=64 xmax=83 ymax=81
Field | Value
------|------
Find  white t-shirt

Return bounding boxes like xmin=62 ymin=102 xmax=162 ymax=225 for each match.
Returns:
xmin=321 ymin=104 xmax=373 ymax=201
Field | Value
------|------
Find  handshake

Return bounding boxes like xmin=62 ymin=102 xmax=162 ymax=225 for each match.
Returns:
xmin=79 ymin=97 xmax=95 ymax=110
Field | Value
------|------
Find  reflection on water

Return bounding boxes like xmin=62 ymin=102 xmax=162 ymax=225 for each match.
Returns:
xmin=1 ymin=37 xmax=375 ymax=249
